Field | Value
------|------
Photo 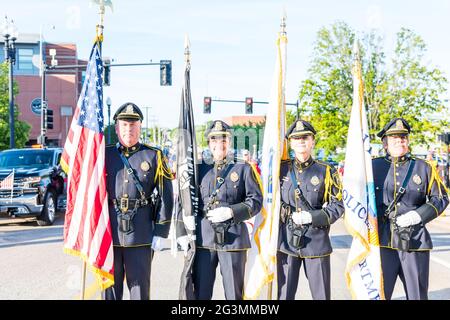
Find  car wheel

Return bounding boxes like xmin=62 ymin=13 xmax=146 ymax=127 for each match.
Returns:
xmin=37 ymin=190 xmax=56 ymax=226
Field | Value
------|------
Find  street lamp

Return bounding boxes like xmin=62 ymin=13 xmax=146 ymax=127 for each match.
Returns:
xmin=106 ymin=97 xmax=112 ymax=144
xmin=2 ymin=16 xmax=18 ymax=149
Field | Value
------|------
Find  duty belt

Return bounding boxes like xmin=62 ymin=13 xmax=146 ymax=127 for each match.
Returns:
xmin=111 ymin=198 xmax=149 ymax=212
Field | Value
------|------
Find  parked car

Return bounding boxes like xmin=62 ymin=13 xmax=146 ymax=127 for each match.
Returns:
xmin=0 ymin=147 xmax=66 ymax=226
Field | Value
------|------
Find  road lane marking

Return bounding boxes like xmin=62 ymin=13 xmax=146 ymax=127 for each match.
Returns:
xmin=431 ymin=256 xmax=450 ymax=270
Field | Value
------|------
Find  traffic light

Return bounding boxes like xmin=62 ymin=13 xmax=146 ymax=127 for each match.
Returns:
xmin=45 ymin=109 xmax=54 ymax=130
xmin=245 ymin=97 xmax=253 ymax=114
xmin=160 ymin=60 xmax=172 ymax=86
xmin=204 ymin=96 xmax=211 ymax=114
xmin=103 ymin=58 xmax=111 ymax=86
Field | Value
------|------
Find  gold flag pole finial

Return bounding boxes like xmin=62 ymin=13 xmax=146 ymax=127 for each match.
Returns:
xmin=90 ymin=0 xmax=114 ymax=42
xmin=184 ymin=34 xmax=191 ymax=65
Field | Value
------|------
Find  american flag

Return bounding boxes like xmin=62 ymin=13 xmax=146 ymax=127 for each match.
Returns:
xmin=60 ymin=41 xmax=114 ymax=290
xmin=0 ymin=170 xmax=14 ymax=190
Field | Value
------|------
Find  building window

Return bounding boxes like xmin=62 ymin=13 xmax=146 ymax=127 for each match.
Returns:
xmin=18 ymin=48 xmax=34 ymax=70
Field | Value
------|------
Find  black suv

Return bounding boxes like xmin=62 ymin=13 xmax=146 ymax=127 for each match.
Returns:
xmin=0 ymin=147 xmax=66 ymax=226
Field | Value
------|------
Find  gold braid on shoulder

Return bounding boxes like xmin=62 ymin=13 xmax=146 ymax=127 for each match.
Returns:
xmin=323 ymin=165 xmax=343 ymax=203
xmin=426 ymin=160 xmax=449 ymax=196
xmin=154 ymin=150 xmax=174 ymax=192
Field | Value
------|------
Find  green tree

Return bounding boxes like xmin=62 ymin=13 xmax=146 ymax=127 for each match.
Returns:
xmin=298 ymin=21 xmax=448 ymax=156
xmin=0 ymin=63 xmax=31 ymax=150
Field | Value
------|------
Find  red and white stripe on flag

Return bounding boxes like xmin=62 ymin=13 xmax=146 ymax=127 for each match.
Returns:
xmin=60 ymin=41 xmax=114 ymax=290
xmin=0 ymin=171 xmax=14 ymax=189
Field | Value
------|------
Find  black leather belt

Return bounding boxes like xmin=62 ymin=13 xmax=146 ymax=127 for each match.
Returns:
xmin=110 ymin=198 xmax=149 ymax=212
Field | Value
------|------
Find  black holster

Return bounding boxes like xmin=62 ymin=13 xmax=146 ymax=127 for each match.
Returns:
xmin=391 ymin=221 xmax=413 ymax=252
xmin=118 ymin=213 xmax=134 ymax=234
xmin=211 ymin=222 xmax=230 ymax=247
xmin=289 ymin=222 xmax=307 ymax=249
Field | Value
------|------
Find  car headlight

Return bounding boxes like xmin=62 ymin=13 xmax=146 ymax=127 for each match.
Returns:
xmin=22 ymin=176 xmax=42 ymax=187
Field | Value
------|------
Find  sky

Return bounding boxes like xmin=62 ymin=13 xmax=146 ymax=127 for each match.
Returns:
xmin=3 ymin=0 xmax=450 ymax=129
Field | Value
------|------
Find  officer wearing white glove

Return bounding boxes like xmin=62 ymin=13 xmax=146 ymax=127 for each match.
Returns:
xmin=396 ymin=210 xmax=422 ymax=228
xmin=292 ymin=210 xmax=312 ymax=225
xmin=177 ymin=235 xmax=190 ymax=256
xmin=151 ymin=236 xmax=165 ymax=251
xmin=206 ymin=207 xmax=233 ymax=223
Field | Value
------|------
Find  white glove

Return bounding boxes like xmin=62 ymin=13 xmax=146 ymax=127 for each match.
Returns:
xmin=182 ymin=214 xmax=196 ymax=231
xmin=206 ymin=207 xmax=233 ymax=223
xmin=292 ymin=211 xmax=312 ymax=225
xmin=177 ymin=235 xmax=190 ymax=256
xmin=396 ymin=211 xmax=421 ymax=228
xmin=151 ymin=236 xmax=165 ymax=251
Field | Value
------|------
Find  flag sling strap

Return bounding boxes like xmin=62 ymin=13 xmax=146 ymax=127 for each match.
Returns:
xmin=289 ymin=161 xmax=314 ymax=211
xmin=115 ymin=143 xmax=147 ymax=201
xmin=385 ymin=159 xmax=416 ymax=218
xmin=204 ymin=162 xmax=234 ymax=211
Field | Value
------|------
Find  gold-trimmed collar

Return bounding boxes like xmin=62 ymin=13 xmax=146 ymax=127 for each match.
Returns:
xmin=385 ymin=153 xmax=411 ymax=164
xmin=120 ymin=142 xmax=141 ymax=155
xmin=214 ymin=153 xmax=234 ymax=170
xmin=294 ymin=157 xmax=314 ymax=170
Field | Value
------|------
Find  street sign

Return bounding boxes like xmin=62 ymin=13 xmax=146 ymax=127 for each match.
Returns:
xmin=30 ymin=98 xmax=42 ymax=115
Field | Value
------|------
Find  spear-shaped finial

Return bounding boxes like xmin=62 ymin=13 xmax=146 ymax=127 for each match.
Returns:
xmin=90 ymin=0 xmax=114 ymax=41
xmin=280 ymin=8 xmax=287 ymax=35
xmin=184 ymin=34 xmax=191 ymax=65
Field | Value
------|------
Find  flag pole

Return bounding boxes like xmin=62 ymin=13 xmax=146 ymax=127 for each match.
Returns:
xmin=80 ymin=261 xmax=87 ymax=300
xmin=10 ymin=169 xmax=14 ymax=203
xmin=266 ymin=12 xmax=287 ymax=301
xmin=78 ymin=0 xmax=112 ymax=300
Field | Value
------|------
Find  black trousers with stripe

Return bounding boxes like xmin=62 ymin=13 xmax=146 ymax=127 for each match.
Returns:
xmin=103 ymin=246 xmax=153 ymax=300
xmin=277 ymin=251 xmax=330 ymax=300
xmin=193 ymin=248 xmax=247 ymax=300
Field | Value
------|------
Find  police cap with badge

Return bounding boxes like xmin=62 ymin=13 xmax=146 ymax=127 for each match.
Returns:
xmin=286 ymin=119 xmax=316 ymax=139
xmin=113 ymin=102 xmax=144 ymax=122
xmin=205 ymin=120 xmax=232 ymax=140
xmin=377 ymin=117 xmax=411 ymax=139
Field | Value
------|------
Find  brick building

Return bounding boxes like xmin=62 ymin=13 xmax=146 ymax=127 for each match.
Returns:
xmin=0 ymin=33 xmax=84 ymax=147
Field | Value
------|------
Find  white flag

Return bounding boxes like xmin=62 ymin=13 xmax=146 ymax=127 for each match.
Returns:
xmin=343 ymin=41 xmax=384 ymax=300
xmin=243 ymin=23 xmax=288 ymax=300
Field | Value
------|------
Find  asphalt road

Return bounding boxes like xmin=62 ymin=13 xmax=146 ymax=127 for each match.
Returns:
xmin=0 ymin=211 xmax=449 ymax=300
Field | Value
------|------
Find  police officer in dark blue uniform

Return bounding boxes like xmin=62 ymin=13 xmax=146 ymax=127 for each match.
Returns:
xmin=193 ymin=120 xmax=263 ymax=300
xmin=373 ymin=117 xmax=449 ymax=300
xmin=103 ymin=102 xmax=174 ymax=300
xmin=278 ymin=119 xmax=344 ymax=300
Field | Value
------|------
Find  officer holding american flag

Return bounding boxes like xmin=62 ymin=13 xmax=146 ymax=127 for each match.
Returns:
xmin=103 ymin=102 xmax=174 ymax=300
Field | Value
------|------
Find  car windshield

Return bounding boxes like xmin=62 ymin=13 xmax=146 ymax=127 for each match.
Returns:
xmin=0 ymin=150 xmax=54 ymax=168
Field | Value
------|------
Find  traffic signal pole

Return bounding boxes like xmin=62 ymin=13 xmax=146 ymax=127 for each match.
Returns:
xmin=39 ymin=60 xmax=171 ymax=146
xmin=204 ymin=97 xmax=299 ymax=114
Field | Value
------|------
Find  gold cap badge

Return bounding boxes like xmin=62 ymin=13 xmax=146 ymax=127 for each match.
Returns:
xmin=126 ymin=104 xmax=135 ymax=114
xmin=296 ymin=121 xmax=305 ymax=131
xmin=214 ymin=121 xmax=223 ymax=131
xmin=396 ymin=119 xmax=404 ymax=130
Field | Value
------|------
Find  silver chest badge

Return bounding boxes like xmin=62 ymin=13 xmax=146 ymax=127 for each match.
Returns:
xmin=311 ymin=176 xmax=320 ymax=186
xmin=230 ymin=172 xmax=239 ymax=182
xmin=413 ymin=174 xmax=422 ymax=185
xmin=140 ymin=161 xmax=150 ymax=172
